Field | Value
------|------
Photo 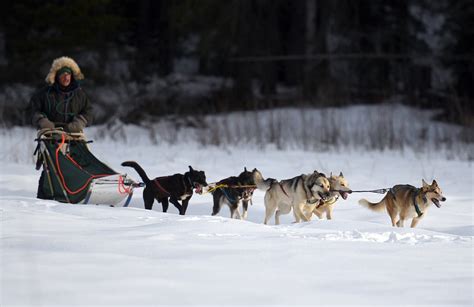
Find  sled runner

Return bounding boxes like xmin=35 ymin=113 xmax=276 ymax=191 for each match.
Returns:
xmin=34 ymin=129 xmax=138 ymax=206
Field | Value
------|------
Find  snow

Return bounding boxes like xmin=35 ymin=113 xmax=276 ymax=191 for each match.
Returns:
xmin=1 ymin=106 xmax=473 ymax=306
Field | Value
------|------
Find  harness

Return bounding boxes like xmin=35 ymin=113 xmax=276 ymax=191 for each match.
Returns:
xmin=278 ymin=182 xmax=289 ymax=197
xmin=221 ymin=187 xmax=239 ymax=204
xmin=302 ymin=178 xmax=318 ymax=204
xmin=151 ymin=173 xmax=197 ymax=199
xmin=222 ymin=181 xmax=256 ymax=204
xmin=389 ymin=185 xmax=425 ymax=217
xmin=209 ymin=179 xmax=256 ymax=204
xmin=184 ymin=173 xmax=196 ymax=194
xmin=152 ymin=177 xmax=171 ymax=198
xmin=412 ymin=189 xmax=425 ymax=217
xmin=276 ymin=175 xmax=318 ymax=204
xmin=316 ymin=194 xmax=339 ymax=209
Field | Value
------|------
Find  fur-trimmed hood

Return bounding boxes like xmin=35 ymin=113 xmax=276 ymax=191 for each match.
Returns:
xmin=45 ymin=56 xmax=84 ymax=85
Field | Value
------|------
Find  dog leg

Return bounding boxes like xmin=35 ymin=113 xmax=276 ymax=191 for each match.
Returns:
xmin=242 ymin=200 xmax=249 ymax=220
xmin=180 ymin=198 xmax=190 ymax=215
xmin=169 ymin=197 xmax=183 ymax=214
xmin=211 ymin=194 xmax=223 ymax=216
xmin=326 ymin=206 xmax=333 ymax=220
xmin=292 ymin=209 xmax=300 ymax=223
xmin=410 ymin=216 xmax=422 ymax=228
xmin=275 ymin=210 xmax=283 ymax=225
xmin=303 ymin=205 xmax=314 ymax=221
xmin=312 ymin=208 xmax=323 ymax=219
xmin=396 ymin=218 xmax=405 ymax=227
xmin=263 ymin=207 xmax=275 ymax=225
xmin=264 ymin=202 xmax=277 ymax=225
xmin=398 ymin=209 xmax=410 ymax=227
xmin=263 ymin=197 xmax=277 ymax=225
xmin=386 ymin=205 xmax=398 ymax=227
xmin=233 ymin=204 xmax=242 ymax=220
xmin=229 ymin=204 xmax=234 ymax=218
xmin=276 ymin=204 xmax=292 ymax=225
xmin=160 ymin=197 xmax=169 ymax=212
xmin=294 ymin=203 xmax=310 ymax=223
xmin=304 ymin=212 xmax=313 ymax=221
xmin=143 ymin=187 xmax=155 ymax=210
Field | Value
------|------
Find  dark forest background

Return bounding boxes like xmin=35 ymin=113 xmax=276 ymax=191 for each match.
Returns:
xmin=0 ymin=0 xmax=473 ymax=126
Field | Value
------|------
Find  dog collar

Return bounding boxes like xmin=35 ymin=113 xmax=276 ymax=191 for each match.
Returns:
xmin=187 ymin=175 xmax=195 ymax=188
xmin=413 ymin=189 xmax=424 ymax=217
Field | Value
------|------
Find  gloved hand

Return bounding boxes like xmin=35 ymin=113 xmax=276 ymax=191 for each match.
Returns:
xmin=65 ymin=116 xmax=86 ymax=133
xmin=38 ymin=117 xmax=55 ymax=129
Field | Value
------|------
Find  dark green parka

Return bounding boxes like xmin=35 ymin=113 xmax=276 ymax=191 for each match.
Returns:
xmin=30 ymin=82 xmax=92 ymax=128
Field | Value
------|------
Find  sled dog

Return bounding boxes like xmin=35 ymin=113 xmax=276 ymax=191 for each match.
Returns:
xmin=358 ymin=179 xmax=446 ymax=228
xmin=122 ymin=161 xmax=208 ymax=214
xmin=304 ymin=172 xmax=351 ymax=220
xmin=254 ymin=170 xmax=331 ymax=225
xmin=212 ymin=167 xmax=257 ymax=219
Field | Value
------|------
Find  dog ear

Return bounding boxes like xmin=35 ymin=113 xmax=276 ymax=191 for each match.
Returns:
xmin=422 ymin=179 xmax=429 ymax=187
xmin=189 ymin=165 xmax=194 ymax=171
xmin=432 ymin=179 xmax=437 ymax=186
xmin=339 ymin=171 xmax=344 ymax=177
xmin=244 ymin=167 xmax=247 ymax=172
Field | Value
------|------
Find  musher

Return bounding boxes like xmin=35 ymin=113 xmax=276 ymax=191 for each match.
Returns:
xmin=29 ymin=56 xmax=93 ymax=198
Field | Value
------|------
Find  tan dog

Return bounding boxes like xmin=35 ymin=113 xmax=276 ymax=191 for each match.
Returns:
xmin=254 ymin=170 xmax=331 ymax=225
xmin=304 ymin=172 xmax=351 ymax=220
xmin=359 ymin=179 xmax=446 ymax=228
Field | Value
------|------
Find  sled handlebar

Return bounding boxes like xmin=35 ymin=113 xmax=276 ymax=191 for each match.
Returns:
xmin=37 ymin=128 xmax=86 ymax=141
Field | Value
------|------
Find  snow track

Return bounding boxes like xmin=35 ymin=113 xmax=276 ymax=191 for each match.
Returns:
xmin=1 ymin=121 xmax=472 ymax=305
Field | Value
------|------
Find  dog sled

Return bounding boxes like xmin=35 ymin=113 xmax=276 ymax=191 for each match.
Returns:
xmin=34 ymin=129 xmax=139 ymax=206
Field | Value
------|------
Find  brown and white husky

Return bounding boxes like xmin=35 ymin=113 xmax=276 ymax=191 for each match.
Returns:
xmin=359 ymin=179 xmax=446 ymax=228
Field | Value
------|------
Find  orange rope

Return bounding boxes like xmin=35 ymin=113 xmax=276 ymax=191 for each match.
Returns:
xmin=118 ymin=174 xmax=132 ymax=195
xmin=55 ymin=134 xmax=111 ymax=195
xmin=66 ymin=154 xmax=83 ymax=170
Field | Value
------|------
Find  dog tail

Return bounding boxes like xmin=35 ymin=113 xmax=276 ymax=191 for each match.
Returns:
xmin=358 ymin=198 xmax=387 ymax=212
xmin=121 ymin=161 xmax=151 ymax=185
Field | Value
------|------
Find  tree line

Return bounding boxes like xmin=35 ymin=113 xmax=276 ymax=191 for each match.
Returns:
xmin=1 ymin=0 xmax=473 ymax=126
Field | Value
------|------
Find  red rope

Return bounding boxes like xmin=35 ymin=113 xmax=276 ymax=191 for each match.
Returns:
xmin=67 ymin=151 xmax=131 ymax=195
xmin=118 ymin=174 xmax=132 ymax=195
xmin=66 ymin=154 xmax=83 ymax=170
xmin=55 ymin=134 xmax=110 ymax=195
xmin=153 ymin=179 xmax=170 ymax=197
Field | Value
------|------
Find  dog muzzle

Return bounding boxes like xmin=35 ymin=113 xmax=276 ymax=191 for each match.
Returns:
xmin=339 ymin=191 xmax=350 ymax=200
xmin=432 ymin=197 xmax=445 ymax=208
xmin=194 ymin=183 xmax=203 ymax=194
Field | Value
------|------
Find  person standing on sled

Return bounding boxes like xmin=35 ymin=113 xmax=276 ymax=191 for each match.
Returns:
xmin=29 ymin=56 xmax=92 ymax=133
xmin=29 ymin=56 xmax=92 ymax=199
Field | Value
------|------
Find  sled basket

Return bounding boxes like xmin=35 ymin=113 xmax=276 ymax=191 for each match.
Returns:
xmin=35 ymin=129 xmax=137 ymax=206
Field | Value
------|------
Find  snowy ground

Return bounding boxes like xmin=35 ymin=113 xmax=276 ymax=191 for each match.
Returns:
xmin=1 ymin=109 xmax=473 ymax=306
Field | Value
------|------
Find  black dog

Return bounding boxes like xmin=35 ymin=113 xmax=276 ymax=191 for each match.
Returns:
xmin=211 ymin=167 xmax=257 ymax=219
xmin=122 ymin=161 xmax=207 ymax=214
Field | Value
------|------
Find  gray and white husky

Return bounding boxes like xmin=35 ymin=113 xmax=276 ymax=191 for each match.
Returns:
xmin=303 ymin=172 xmax=351 ymax=220
xmin=253 ymin=170 xmax=331 ymax=225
